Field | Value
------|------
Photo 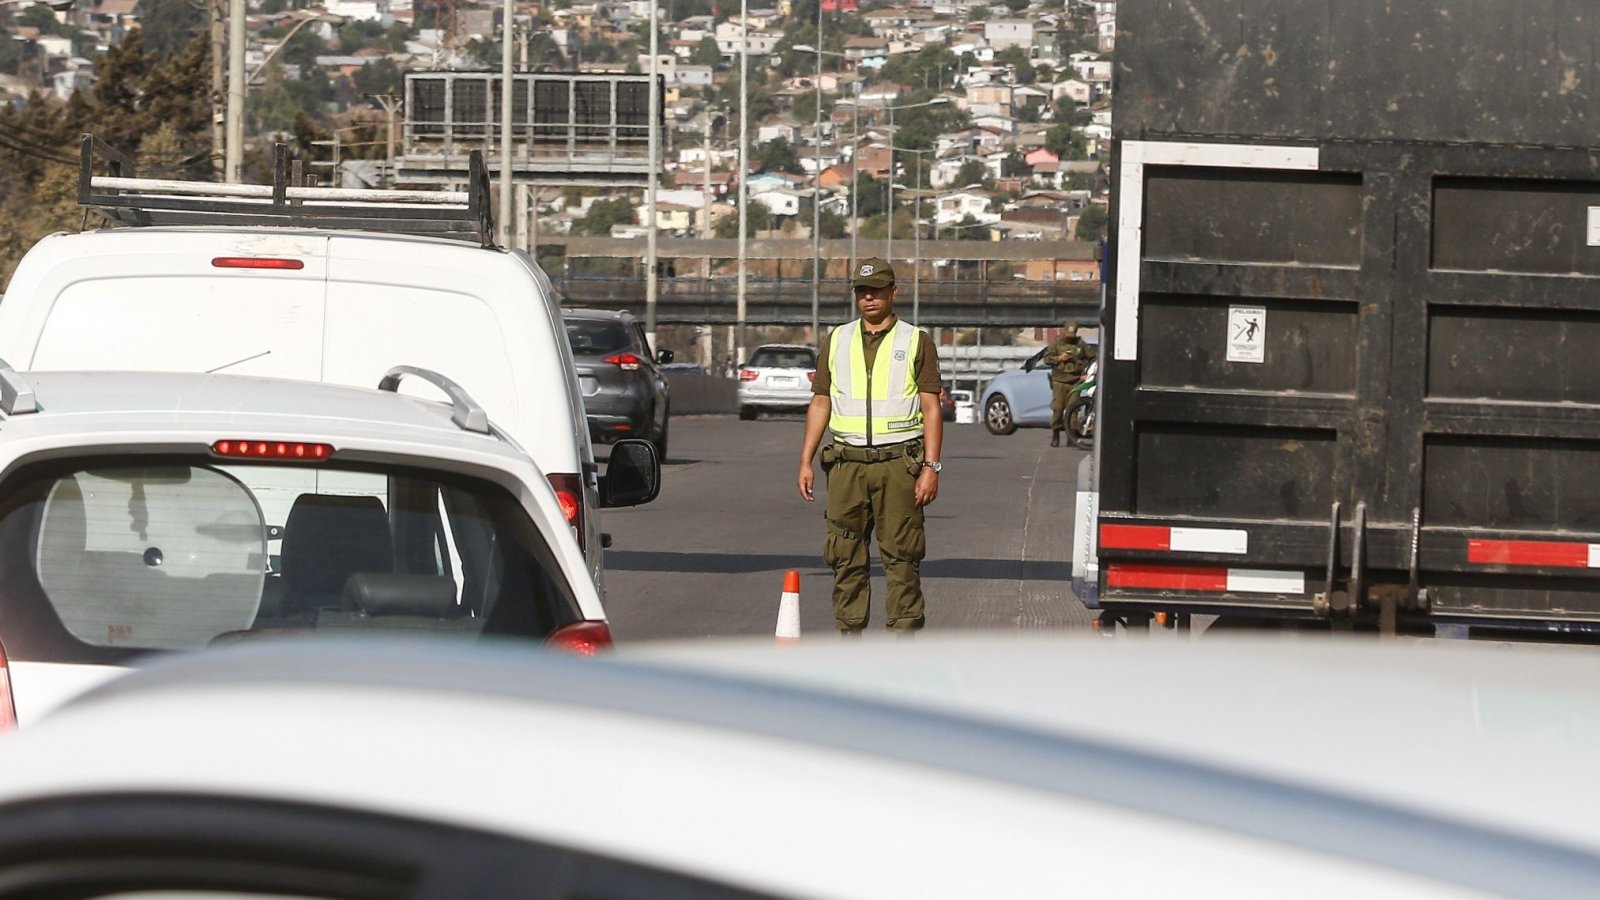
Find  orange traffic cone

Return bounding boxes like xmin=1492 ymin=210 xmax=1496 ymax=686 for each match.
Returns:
xmin=775 ymin=570 xmax=801 ymax=644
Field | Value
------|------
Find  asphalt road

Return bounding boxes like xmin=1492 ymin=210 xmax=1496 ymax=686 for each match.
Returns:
xmin=598 ymin=414 xmax=1096 ymax=642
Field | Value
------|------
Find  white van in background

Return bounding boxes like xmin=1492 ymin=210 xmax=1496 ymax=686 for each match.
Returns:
xmin=0 ymin=140 xmax=649 ymax=593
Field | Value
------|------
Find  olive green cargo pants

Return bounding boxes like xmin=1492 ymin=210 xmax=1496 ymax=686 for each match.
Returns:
xmin=1050 ymin=378 xmax=1083 ymax=430
xmin=824 ymin=453 xmax=927 ymax=631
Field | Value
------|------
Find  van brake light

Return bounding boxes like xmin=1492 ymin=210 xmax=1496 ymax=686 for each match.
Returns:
xmin=211 ymin=257 xmax=305 ymax=270
xmin=546 ymin=621 xmax=613 ymax=655
xmin=213 ymin=440 xmax=333 ymax=460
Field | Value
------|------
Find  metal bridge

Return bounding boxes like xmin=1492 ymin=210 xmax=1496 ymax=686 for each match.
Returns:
xmin=548 ymin=237 xmax=1103 ymax=327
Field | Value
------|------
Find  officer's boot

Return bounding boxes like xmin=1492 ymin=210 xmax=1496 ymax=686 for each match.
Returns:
xmin=1050 ymin=428 xmax=1062 ymax=448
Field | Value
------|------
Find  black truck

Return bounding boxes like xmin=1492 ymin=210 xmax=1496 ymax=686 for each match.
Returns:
xmin=1078 ymin=0 xmax=1600 ymax=637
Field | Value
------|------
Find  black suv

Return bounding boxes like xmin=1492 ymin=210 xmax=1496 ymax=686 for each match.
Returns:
xmin=564 ymin=309 xmax=672 ymax=460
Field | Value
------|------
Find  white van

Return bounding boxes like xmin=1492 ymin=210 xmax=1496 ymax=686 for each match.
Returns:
xmin=0 ymin=141 xmax=639 ymax=593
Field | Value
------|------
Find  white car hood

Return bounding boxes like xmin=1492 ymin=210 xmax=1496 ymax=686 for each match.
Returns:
xmin=10 ymin=661 xmax=129 ymax=728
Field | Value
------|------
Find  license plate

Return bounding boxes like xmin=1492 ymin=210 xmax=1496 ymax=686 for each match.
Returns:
xmin=770 ymin=376 xmax=797 ymax=387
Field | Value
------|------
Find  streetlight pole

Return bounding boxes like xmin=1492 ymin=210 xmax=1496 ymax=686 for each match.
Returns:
xmin=736 ymin=0 xmax=749 ymax=365
xmin=810 ymin=4 xmax=823 ymax=345
xmin=645 ymin=0 xmax=659 ymax=351
xmin=498 ymin=0 xmax=513 ymax=246
xmin=881 ymin=96 xmax=946 ymax=272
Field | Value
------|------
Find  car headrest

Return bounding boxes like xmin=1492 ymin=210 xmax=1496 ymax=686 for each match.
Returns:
xmin=342 ymin=573 xmax=461 ymax=618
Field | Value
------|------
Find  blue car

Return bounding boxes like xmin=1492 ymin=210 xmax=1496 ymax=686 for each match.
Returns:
xmin=980 ymin=338 xmax=1099 ymax=436
xmin=980 ymin=347 xmax=1053 ymax=435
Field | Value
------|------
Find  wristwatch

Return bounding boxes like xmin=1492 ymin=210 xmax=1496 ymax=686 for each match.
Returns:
xmin=922 ymin=460 xmax=943 ymax=473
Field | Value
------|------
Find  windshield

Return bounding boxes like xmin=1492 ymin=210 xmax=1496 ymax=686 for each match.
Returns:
xmin=565 ymin=320 xmax=632 ymax=354
xmin=0 ymin=456 xmax=581 ymax=663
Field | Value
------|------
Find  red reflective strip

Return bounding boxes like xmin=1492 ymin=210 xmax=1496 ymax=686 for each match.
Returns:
xmin=1106 ymin=563 xmax=1229 ymax=592
xmin=1467 ymin=539 xmax=1590 ymax=568
xmin=1099 ymin=524 xmax=1171 ymax=551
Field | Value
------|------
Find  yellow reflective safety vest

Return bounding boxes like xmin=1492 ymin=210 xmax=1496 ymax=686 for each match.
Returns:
xmin=828 ymin=318 xmax=923 ymax=447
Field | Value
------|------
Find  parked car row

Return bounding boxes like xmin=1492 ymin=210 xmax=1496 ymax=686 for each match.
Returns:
xmin=0 ymin=146 xmax=666 ymax=721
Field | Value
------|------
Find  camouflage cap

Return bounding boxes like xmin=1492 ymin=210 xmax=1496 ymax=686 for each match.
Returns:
xmin=1063 ymin=322 xmax=1079 ymax=336
xmin=852 ymin=258 xmax=896 ymax=289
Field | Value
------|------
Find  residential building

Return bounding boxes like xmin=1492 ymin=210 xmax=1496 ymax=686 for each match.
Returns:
xmin=984 ymin=19 xmax=1033 ymax=50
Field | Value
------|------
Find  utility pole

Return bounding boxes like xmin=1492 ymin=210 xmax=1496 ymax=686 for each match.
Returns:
xmin=497 ymin=0 xmax=514 ymax=247
xmin=702 ymin=112 xmax=713 ymax=279
xmin=366 ymin=93 xmax=402 ymax=188
xmin=224 ymin=0 xmax=244 ymax=182
xmin=209 ymin=0 xmax=225 ymax=177
xmin=735 ymin=0 xmax=748 ymax=365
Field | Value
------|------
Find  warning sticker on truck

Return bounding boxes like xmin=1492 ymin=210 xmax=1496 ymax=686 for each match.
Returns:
xmin=1227 ymin=305 xmax=1266 ymax=363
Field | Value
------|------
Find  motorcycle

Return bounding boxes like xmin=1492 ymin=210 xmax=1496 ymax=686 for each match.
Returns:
xmin=1067 ymin=361 xmax=1097 ymax=449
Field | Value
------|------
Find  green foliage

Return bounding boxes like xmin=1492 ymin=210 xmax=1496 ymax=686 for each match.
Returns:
xmin=849 ymin=171 xmax=884 ymax=219
xmin=338 ymin=20 xmax=387 ymax=53
xmin=755 ymin=137 xmax=803 ymax=175
xmin=573 ymin=196 xmax=639 ymax=236
xmin=0 ymin=36 xmax=20 ymax=75
xmin=1044 ymin=123 xmax=1086 ymax=160
xmin=691 ymin=35 xmax=721 ymax=67
xmin=352 ymin=58 xmax=402 ymax=96
xmin=251 ymin=72 xmax=327 ymax=133
xmin=1074 ymin=203 xmax=1108 ymax=241
xmin=819 ymin=209 xmax=848 ymax=239
xmin=17 ymin=4 xmax=63 ymax=34
xmin=956 ymin=158 xmax=991 ymax=187
xmin=713 ymin=199 xmax=771 ymax=237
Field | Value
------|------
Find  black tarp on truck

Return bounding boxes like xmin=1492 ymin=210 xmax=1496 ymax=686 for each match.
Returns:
xmin=1087 ymin=0 xmax=1600 ymax=636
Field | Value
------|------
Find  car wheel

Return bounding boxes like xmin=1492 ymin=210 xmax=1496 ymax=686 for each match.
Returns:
xmin=651 ymin=414 xmax=669 ymax=462
xmin=1068 ymin=405 xmax=1093 ymax=448
xmin=984 ymin=395 xmax=1017 ymax=436
xmin=738 ymin=405 xmax=757 ymax=421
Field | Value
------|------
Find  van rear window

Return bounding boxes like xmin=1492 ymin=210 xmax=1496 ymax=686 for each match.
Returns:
xmin=0 ymin=457 xmax=581 ymax=663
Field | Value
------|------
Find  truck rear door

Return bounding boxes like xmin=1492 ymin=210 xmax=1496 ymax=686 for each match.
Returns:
xmin=1099 ymin=0 xmax=1600 ymax=634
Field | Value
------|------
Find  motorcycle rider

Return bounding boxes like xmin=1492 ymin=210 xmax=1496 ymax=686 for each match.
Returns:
xmin=1046 ymin=322 xmax=1095 ymax=448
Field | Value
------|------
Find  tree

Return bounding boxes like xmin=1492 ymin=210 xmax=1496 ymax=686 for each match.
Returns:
xmin=849 ymin=171 xmax=884 ymax=219
xmin=0 ymin=36 xmax=20 ymax=75
xmin=819 ymin=209 xmax=848 ymax=239
xmin=1074 ymin=203 xmax=1108 ymax=241
xmin=691 ymin=35 xmax=721 ymax=67
xmin=573 ymin=196 xmax=639 ymax=236
xmin=1001 ymin=150 xmax=1028 ymax=179
xmin=352 ymin=58 xmax=402 ymax=96
xmin=755 ymin=137 xmax=802 ymax=175
xmin=714 ymin=199 xmax=771 ymax=237
xmin=1045 ymin=123 xmax=1086 ymax=160
xmin=955 ymin=158 xmax=991 ymax=188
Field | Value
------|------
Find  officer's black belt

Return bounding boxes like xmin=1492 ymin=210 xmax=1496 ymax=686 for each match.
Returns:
xmin=832 ymin=442 xmax=914 ymax=463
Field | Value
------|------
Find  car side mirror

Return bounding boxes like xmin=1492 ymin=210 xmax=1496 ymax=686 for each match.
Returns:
xmin=599 ymin=439 xmax=660 ymax=508
xmin=657 ymin=349 xmax=675 ymax=364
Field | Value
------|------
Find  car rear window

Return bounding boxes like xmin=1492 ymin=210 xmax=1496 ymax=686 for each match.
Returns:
xmin=0 ymin=456 xmax=582 ymax=663
xmin=749 ymin=348 xmax=815 ymax=369
xmin=565 ymin=320 xmax=631 ymax=354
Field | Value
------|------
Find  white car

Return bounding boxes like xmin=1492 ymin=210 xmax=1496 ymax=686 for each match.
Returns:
xmin=0 ymin=141 xmax=624 ymax=584
xmin=737 ymin=344 xmax=817 ymax=419
xmin=0 ymin=364 xmax=656 ymax=726
xmin=0 ymin=634 xmax=1595 ymax=897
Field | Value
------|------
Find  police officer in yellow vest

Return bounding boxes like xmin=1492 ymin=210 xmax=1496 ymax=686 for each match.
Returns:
xmin=798 ymin=258 xmax=944 ymax=633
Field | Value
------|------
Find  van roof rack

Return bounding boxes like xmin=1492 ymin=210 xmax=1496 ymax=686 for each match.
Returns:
xmin=77 ymin=134 xmax=497 ymax=248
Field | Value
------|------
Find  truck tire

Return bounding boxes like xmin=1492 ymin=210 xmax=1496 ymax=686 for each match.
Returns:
xmin=985 ymin=395 xmax=1017 ymax=435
